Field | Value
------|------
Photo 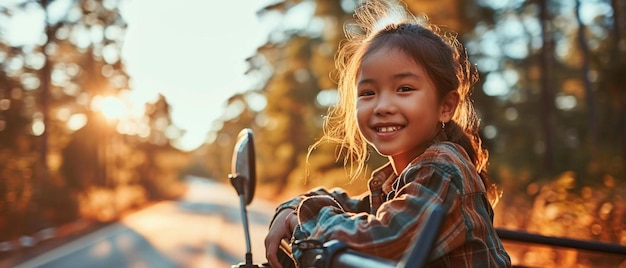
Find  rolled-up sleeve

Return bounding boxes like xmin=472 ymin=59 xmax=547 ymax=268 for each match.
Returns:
xmin=270 ymin=187 xmax=369 ymax=227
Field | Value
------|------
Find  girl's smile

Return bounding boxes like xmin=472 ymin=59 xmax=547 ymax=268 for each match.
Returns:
xmin=373 ymin=124 xmax=405 ymax=135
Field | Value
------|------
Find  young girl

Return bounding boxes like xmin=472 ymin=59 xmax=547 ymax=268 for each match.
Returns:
xmin=265 ymin=1 xmax=511 ymax=267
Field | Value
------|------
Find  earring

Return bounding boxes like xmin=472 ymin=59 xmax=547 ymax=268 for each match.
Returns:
xmin=441 ymin=121 xmax=446 ymax=129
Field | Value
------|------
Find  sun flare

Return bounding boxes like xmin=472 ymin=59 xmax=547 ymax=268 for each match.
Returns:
xmin=92 ymin=95 xmax=129 ymax=121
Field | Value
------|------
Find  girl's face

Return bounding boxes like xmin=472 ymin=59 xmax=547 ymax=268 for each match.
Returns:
xmin=356 ymin=47 xmax=452 ymax=172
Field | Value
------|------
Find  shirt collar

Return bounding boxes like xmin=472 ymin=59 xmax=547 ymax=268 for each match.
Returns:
xmin=368 ymin=162 xmax=397 ymax=194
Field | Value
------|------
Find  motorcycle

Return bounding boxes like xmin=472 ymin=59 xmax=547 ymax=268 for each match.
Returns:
xmin=228 ymin=128 xmax=445 ymax=268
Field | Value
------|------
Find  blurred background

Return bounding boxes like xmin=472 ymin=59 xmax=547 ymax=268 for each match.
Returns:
xmin=0 ymin=0 xmax=625 ymax=267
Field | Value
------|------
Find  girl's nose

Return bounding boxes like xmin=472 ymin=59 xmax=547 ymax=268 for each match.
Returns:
xmin=373 ymin=92 xmax=396 ymax=116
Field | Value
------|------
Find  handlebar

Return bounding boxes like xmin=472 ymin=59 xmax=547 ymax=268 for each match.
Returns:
xmin=296 ymin=239 xmax=396 ymax=268
xmin=331 ymin=248 xmax=396 ymax=268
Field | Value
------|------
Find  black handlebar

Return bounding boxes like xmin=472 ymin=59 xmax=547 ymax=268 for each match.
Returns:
xmin=331 ymin=248 xmax=396 ymax=268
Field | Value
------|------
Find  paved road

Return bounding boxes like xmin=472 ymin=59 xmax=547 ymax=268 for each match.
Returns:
xmin=15 ymin=176 xmax=274 ymax=268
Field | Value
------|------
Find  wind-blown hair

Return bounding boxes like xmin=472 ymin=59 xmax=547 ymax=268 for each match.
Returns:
xmin=309 ymin=0 xmax=500 ymax=205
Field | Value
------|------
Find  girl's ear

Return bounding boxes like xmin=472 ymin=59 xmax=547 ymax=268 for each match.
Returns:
xmin=440 ymin=91 xmax=460 ymax=122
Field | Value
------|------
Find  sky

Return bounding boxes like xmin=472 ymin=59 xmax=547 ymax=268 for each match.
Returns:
xmin=120 ymin=0 xmax=269 ymax=151
xmin=0 ymin=0 xmax=270 ymax=151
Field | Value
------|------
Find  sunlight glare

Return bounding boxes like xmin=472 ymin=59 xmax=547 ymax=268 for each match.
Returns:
xmin=555 ymin=94 xmax=577 ymax=110
xmin=223 ymin=100 xmax=245 ymax=121
xmin=67 ymin=113 xmax=87 ymax=131
xmin=91 ymin=95 xmax=129 ymax=121
xmin=245 ymin=92 xmax=268 ymax=112
xmin=116 ymin=120 xmax=137 ymax=135
xmin=55 ymin=107 xmax=71 ymax=121
xmin=315 ymin=89 xmax=338 ymax=107
xmin=483 ymin=72 xmax=510 ymax=96
xmin=31 ymin=119 xmax=45 ymax=136
xmin=1 ymin=2 xmax=45 ymax=46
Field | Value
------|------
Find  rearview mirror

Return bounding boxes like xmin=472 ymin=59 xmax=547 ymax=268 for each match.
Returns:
xmin=229 ymin=128 xmax=256 ymax=205
xmin=230 ymin=128 xmax=263 ymax=267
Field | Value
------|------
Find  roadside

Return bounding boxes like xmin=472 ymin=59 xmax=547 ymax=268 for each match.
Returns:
xmin=0 ymin=187 xmax=187 ymax=268
xmin=0 ymin=219 xmax=111 ymax=267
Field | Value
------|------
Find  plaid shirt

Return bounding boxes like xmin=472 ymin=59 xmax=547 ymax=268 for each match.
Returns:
xmin=272 ymin=142 xmax=511 ymax=267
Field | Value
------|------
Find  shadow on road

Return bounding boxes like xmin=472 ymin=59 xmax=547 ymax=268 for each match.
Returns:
xmin=176 ymin=200 xmax=272 ymax=225
xmin=14 ymin=225 xmax=179 ymax=268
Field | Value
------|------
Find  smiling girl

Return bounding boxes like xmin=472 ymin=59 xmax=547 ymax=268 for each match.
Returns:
xmin=264 ymin=1 xmax=511 ymax=267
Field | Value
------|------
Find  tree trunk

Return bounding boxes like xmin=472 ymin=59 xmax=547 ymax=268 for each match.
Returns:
xmin=611 ymin=0 xmax=626 ymax=168
xmin=539 ymin=0 xmax=554 ymax=172
xmin=575 ymin=0 xmax=597 ymax=147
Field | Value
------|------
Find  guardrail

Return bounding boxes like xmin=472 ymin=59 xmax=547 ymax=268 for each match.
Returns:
xmin=496 ymin=228 xmax=626 ymax=255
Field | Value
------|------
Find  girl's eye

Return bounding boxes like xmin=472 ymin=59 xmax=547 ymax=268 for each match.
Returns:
xmin=358 ymin=90 xmax=375 ymax=97
xmin=397 ymin=86 xmax=414 ymax=92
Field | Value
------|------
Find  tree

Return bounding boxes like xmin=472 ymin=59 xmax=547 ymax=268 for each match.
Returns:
xmin=1 ymin=0 xmax=131 ymax=238
xmin=0 ymin=0 xmax=183 ymax=239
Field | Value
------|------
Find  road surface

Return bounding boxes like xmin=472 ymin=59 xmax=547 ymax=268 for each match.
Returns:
xmin=15 ymin=176 xmax=274 ymax=268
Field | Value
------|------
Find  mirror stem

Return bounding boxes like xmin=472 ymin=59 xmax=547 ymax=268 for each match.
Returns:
xmin=239 ymin=192 xmax=253 ymax=262
xmin=230 ymin=173 xmax=245 ymax=196
xmin=231 ymin=174 xmax=254 ymax=265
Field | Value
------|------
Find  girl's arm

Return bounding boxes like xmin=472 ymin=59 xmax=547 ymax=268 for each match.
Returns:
xmin=269 ymin=187 xmax=370 ymax=227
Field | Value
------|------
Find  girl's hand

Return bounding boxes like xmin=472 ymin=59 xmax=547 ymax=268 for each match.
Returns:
xmin=265 ymin=208 xmax=298 ymax=268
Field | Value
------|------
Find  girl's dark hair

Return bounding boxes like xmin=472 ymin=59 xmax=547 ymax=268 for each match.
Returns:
xmin=308 ymin=0 xmax=500 ymax=205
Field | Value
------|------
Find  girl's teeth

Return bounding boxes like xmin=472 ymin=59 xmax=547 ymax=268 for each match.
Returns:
xmin=378 ymin=126 xmax=401 ymax=133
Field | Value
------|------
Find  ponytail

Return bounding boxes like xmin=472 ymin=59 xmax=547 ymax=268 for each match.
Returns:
xmin=444 ymin=120 xmax=500 ymax=206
